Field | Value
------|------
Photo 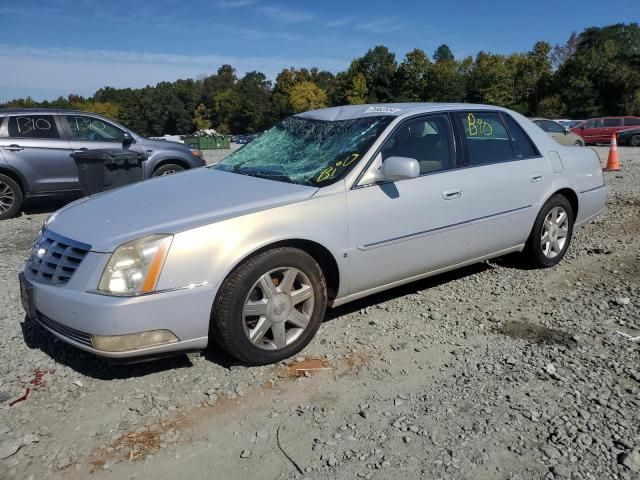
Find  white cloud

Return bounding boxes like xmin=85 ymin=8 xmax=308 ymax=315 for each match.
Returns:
xmin=257 ymin=5 xmax=315 ymax=24
xmin=218 ymin=0 xmax=255 ymax=7
xmin=0 ymin=45 xmax=348 ymax=101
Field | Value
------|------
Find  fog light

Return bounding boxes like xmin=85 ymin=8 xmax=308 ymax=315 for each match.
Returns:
xmin=91 ymin=330 xmax=179 ymax=352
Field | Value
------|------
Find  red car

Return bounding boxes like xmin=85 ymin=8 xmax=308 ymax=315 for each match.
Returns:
xmin=571 ymin=116 xmax=640 ymax=144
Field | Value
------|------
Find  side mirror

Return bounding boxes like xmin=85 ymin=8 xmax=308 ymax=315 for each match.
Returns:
xmin=379 ymin=156 xmax=420 ymax=182
xmin=563 ymin=128 xmax=570 ymax=135
xmin=579 ymin=125 xmax=585 ymax=130
xmin=123 ymin=132 xmax=134 ymax=145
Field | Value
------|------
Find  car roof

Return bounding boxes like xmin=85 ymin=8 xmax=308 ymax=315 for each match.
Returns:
xmin=296 ymin=103 xmax=511 ymax=121
xmin=0 ymin=108 xmax=100 ymax=116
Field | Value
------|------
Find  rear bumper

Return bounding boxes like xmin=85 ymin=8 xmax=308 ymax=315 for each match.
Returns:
xmin=21 ymin=272 xmax=215 ymax=359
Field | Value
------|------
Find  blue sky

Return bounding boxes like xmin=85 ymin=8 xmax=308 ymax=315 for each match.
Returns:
xmin=0 ymin=0 xmax=635 ymax=102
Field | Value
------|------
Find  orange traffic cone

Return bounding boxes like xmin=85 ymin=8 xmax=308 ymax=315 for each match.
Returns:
xmin=603 ymin=133 xmax=620 ymax=171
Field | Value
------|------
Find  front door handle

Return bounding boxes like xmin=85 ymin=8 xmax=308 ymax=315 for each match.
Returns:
xmin=442 ymin=188 xmax=463 ymax=200
xmin=5 ymin=144 xmax=23 ymax=152
xmin=73 ymin=148 xmax=88 ymax=153
xmin=529 ymin=174 xmax=543 ymax=183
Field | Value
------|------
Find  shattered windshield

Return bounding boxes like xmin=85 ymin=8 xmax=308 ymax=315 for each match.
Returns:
xmin=214 ymin=115 xmax=393 ymax=186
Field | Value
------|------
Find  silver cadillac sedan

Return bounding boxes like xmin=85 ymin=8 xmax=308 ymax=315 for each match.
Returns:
xmin=19 ymin=104 xmax=606 ymax=365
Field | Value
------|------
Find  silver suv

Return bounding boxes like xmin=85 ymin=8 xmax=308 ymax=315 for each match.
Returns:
xmin=0 ymin=109 xmax=205 ymax=219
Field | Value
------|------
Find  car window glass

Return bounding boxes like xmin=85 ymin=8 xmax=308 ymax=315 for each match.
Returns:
xmin=503 ymin=114 xmax=539 ymax=159
xmin=583 ymin=119 xmax=600 ymax=129
xmin=603 ymin=118 xmax=622 ymax=127
xmin=380 ymin=114 xmax=456 ymax=175
xmin=624 ymin=118 xmax=640 ymax=126
xmin=459 ymin=112 xmax=513 ymax=165
xmin=545 ymin=120 xmax=565 ymax=133
xmin=64 ymin=115 xmax=125 ymax=142
xmin=8 ymin=115 xmax=60 ymax=139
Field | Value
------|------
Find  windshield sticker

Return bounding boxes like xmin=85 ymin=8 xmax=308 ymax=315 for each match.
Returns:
xmin=364 ymin=106 xmax=402 ymax=114
xmin=466 ymin=113 xmax=494 ymax=137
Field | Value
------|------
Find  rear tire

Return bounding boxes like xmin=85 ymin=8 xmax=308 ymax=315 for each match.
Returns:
xmin=631 ymin=135 xmax=640 ymax=147
xmin=524 ymin=194 xmax=574 ymax=268
xmin=152 ymin=163 xmax=185 ymax=177
xmin=0 ymin=174 xmax=22 ymax=220
xmin=211 ymin=247 xmax=327 ymax=365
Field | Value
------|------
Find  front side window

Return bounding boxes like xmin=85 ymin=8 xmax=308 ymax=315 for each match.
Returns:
xmin=459 ymin=112 xmax=513 ymax=165
xmin=380 ymin=114 xmax=456 ymax=174
xmin=603 ymin=118 xmax=623 ymax=127
xmin=63 ymin=115 xmax=125 ymax=142
xmin=7 ymin=115 xmax=60 ymax=139
xmin=582 ymin=119 xmax=600 ymax=129
xmin=215 ymin=115 xmax=393 ymax=186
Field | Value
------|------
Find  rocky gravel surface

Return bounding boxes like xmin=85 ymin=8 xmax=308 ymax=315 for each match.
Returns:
xmin=0 ymin=147 xmax=638 ymax=480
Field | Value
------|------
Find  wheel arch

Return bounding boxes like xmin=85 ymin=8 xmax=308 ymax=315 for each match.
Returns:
xmin=151 ymin=157 xmax=190 ymax=174
xmin=553 ymin=187 xmax=579 ymax=220
xmin=0 ymin=165 xmax=27 ymax=194
xmin=220 ymin=238 xmax=341 ymax=302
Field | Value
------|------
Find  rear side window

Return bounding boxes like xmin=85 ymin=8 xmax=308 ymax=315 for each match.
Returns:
xmin=502 ymin=114 xmax=539 ymax=159
xmin=459 ymin=112 xmax=513 ymax=165
xmin=8 ymin=115 xmax=60 ymax=139
xmin=603 ymin=118 xmax=622 ymax=127
xmin=624 ymin=117 xmax=640 ymax=126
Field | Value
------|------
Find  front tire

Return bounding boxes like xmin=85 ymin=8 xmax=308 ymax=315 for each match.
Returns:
xmin=631 ymin=135 xmax=640 ymax=147
xmin=152 ymin=163 xmax=185 ymax=177
xmin=211 ymin=248 xmax=327 ymax=365
xmin=524 ymin=195 xmax=574 ymax=268
xmin=574 ymin=140 xmax=584 ymax=146
xmin=0 ymin=174 xmax=23 ymax=220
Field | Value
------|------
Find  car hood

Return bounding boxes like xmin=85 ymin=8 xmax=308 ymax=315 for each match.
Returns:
xmin=47 ymin=169 xmax=318 ymax=252
xmin=138 ymin=137 xmax=190 ymax=151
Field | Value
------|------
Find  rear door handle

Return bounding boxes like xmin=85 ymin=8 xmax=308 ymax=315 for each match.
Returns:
xmin=5 ymin=144 xmax=23 ymax=152
xmin=442 ymin=188 xmax=463 ymax=200
xmin=529 ymin=174 xmax=543 ymax=183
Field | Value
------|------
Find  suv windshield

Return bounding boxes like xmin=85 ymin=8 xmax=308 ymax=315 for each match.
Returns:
xmin=214 ymin=115 xmax=393 ymax=186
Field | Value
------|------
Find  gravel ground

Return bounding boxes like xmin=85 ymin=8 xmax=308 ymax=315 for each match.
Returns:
xmin=0 ymin=147 xmax=638 ymax=480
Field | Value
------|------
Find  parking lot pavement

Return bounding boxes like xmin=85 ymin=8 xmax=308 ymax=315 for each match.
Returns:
xmin=202 ymin=143 xmax=239 ymax=165
xmin=0 ymin=147 xmax=638 ymax=479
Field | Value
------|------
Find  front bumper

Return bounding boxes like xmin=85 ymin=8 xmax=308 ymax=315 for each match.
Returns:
xmin=20 ymin=272 xmax=215 ymax=359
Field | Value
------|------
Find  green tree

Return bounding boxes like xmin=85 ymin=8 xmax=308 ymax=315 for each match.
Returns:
xmin=288 ymin=81 xmax=328 ymax=113
xmin=345 ymin=73 xmax=368 ymax=105
xmin=433 ymin=44 xmax=454 ymax=63
xmin=193 ymin=103 xmax=212 ymax=130
xmin=349 ymin=46 xmax=397 ymax=103
xmin=394 ymin=49 xmax=431 ymax=101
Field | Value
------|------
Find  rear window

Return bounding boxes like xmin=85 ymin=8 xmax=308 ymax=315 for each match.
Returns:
xmin=8 ymin=115 xmax=60 ymax=139
xmin=624 ymin=117 xmax=640 ymax=126
xmin=459 ymin=112 xmax=513 ymax=165
xmin=603 ymin=118 xmax=623 ymax=127
xmin=502 ymin=114 xmax=539 ymax=159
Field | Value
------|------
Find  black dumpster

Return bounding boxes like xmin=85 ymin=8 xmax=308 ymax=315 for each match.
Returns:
xmin=71 ymin=149 xmax=147 ymax=196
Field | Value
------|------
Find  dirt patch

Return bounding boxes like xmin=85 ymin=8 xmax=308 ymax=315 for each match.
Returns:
xmin=280 ymin=357 xmax=333 ymax=378
xmin=496 ymin=318 xmax=576 ymax=348
xmin=90 ymin=416 xmax=189 ymax=469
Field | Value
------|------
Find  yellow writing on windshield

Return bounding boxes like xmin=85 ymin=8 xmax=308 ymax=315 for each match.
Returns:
xmin=467 ymin=113 xmax=493 ymax=137
xmin=316 ymin=153 xmax=360 ymax=182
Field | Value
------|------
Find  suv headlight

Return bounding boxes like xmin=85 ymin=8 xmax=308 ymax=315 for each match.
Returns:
xmin=97 ymin=235 xmax=173 ymax=296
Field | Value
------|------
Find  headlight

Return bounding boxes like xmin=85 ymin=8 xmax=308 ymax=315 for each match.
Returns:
xmin=97 ymin=234 xmax=173 ymax=296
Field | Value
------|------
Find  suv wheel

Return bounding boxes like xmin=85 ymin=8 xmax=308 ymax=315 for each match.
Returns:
xmin=631 ymin=134 xmax=640 ymax=147
xmin=0 ymin=174 xmax=22 ymax=220
xmin=211 ymin=247 xmax=327 ymax=365
xmin=524 ymin=194 xmax=574 ymax=268
xmin=153 ymin=163 xmax=185 ymax=177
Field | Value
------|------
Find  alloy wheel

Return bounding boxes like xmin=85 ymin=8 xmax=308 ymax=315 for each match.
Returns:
xmin=0 ymin=180 xmax=15 ymax=214
xmin=242 ymin=267 xmax=315 ymax=350
xmin=541 ymin=206 xmax=569 ymax=259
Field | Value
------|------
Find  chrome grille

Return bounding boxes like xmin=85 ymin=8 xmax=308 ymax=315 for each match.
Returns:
xmin=25 ymin=230 xmax=91 ymax=286
xmin=37 ymin=314 xmax=93 ymax=347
